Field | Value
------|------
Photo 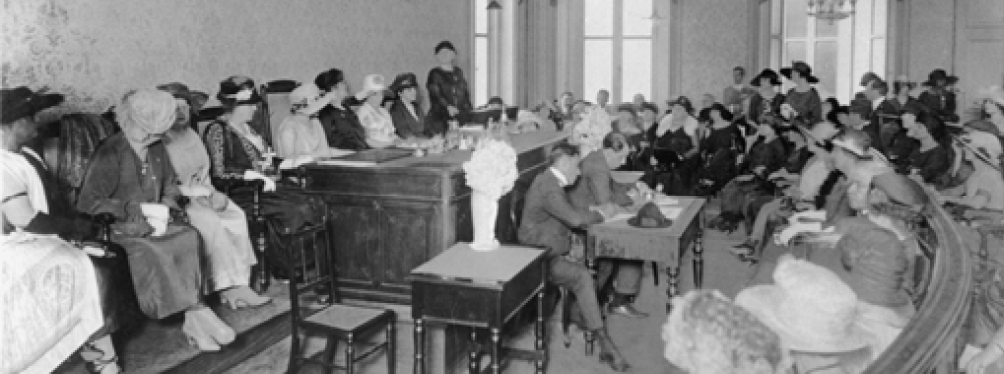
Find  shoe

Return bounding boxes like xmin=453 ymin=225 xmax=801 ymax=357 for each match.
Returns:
xmin=607 ymin=304 xmax=649 ymax=319
xmin=220 ymin=285 xmax=272 ymax=309
xmin=190 ymin=307 xmax=236 ymax=345
xmin=599 ymin=352 xmax=631 ymax=372
xmin=729 ymin=242 xmax=759 ymax=265
xmin=182 ymin=313 xmax=222 ymax=352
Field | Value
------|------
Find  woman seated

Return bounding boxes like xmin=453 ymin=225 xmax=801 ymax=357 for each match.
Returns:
xmin=695 ymin=103 xmax=745 ymax=195
xmin=316 ymin=68 xmax=370 ymax=151
xmin=712 ymin=122 xmax=787 ymax=232
xmin=276 ymin=82 xmax=354 ymax=161
xmin=649 ymin=96 xmax=701 ymax=194
xmin=159 ymin=83 xmax=271 ymax=309
xmin=613 ymin=104 xmax=641 ymax=136
xmin=935 ymin=128 xmax=1004 ymax=212
xmin=77 ymin=89 xmax=235 ymax=352
xmin=388 ymin=73 xmax=428 ymax=139
xmin=355 ymin=74 xmax=400 ymax=149
xmin=899 ymin=106 xmax=951 ymax=186
xmin=203 ymin=76 xmax=322 ymax=276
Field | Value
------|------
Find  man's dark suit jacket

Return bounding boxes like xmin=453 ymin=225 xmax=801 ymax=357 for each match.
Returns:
xmin=568 ymin=150 xmax=634 ymax=210
xmin=518 ymin=169 xmax=603 ymax=257
xmin=390 ymin=100 xmax=427 ymax=138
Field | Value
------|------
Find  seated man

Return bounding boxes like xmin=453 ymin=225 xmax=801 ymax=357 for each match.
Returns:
xmin=568 ymin=132 xmax=647 ymax=318
xmin=518 ymin=142 xmax=629 ymax=371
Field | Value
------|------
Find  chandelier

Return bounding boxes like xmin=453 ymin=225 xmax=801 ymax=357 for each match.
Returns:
xmin=807 ymin=0 xmax=857 ymax=23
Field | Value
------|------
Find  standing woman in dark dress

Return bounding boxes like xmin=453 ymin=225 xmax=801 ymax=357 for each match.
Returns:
xmin=696 ymin=103 xmax=745 ymax=195
xmin=203 ymin=76 xmax=321 ymax=275
xmin=779 ymin=61 xmax=823 ymax=128
xmin=315 ymin=68 xmax=370 ymax=151
xmin=426 ymin=41 xmax=473 ymax=135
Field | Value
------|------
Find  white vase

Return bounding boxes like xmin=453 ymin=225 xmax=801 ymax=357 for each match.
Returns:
xmin=470 ymin=189 xmax=500 ymax=252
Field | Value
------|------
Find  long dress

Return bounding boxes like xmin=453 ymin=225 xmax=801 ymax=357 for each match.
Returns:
xmin=426 ymin=66 xmax=473 ymax=135
xmin=649 ymin=115 xmax=700 ymax=194
xmin=698 ymin=123 xmax=745 ymax=192
xmin=76 ymin=133 xmax=203 ymax=319
xmin=165 ymin=127 xmax=257 ymax=293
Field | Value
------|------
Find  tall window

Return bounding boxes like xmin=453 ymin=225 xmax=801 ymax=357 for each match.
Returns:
xmin=584 ymin=0 xmax=653 ymax=104
xmin=473 ymin=0 xmax=490 ymax=107
xmin=768 ymin=0 xmax=887 ymax=103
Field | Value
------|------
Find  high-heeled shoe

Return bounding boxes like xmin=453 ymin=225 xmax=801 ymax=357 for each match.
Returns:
xmin=84 ymin=355 xmax=121 ymax=374
xmin=220 ymin=285 xmax=272 ymax=309
xmin=182 ymin=314 xmax=222 ymax=352
xmin=189 ymin=307 xmax=236 ymax=345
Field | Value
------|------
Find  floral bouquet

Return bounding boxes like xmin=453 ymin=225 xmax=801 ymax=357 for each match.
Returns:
xmin=463 ymin=138 xmax=518 ymax=251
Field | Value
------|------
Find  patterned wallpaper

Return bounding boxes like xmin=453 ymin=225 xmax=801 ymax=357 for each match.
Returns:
xmin=678 ymin=0 xmax=750 ymax=102
xmin=1 ymin=0 xmax=470 ymax=116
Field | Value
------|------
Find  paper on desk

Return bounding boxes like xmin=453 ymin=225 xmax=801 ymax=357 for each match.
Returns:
xmin=653 ymin=195 xmax=679 ymax=205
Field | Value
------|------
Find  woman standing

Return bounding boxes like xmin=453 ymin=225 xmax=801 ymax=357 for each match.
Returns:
xmin=159 ymin=83 xmax=271 ymax=309
xmin=355 ymin=74 xmax=399 ymax=148
xmin=77 ymin=89 xmax=235 ymax=352
xmin=426 ymin=41 xmax=472 ymax=135
xmin=779 ymin=61 xmax=823 ymax=127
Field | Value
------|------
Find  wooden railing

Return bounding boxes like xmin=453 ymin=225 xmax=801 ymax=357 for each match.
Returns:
xmin=864 ymin=196 xmax=974 ymax=373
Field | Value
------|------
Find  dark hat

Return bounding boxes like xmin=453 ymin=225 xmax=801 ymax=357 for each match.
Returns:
xmin=434 ymin=40 xmax=456 ymax=54
xmin=859 ymin=72 xmax=881 ymax=87
xmin=1 ymin=86 xmax=64 ymax=124
xmin=750 ymin=69 xmax=782 ymax=87
xmin=922 ymin=69 xmax=958 ymax=87
xmin=314 ymin=68 xmax=345 ymax=92
xmin=848 ymin=97 xmax=872 ymax=117
xmin=157 ymin=82 xmax=208 ymax=112
xmin=628 ymin=202 xmax=673 ymax=228
xmin=216 ymin=76 xmax=262 ymax=107
xmin=667 ymin=96 xmax=694 ymax=115
xmin=388 ymin=72 xmax=418 ymax=94
xmin=779 ymin=61 xmax=820 ymax=84
xmin=707 ymin=103 xmax=734 ymax=122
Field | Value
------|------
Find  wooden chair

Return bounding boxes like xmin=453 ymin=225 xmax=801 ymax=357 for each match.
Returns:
xmin=286 ymin=168 xmax=396 ymax=374
xmin=260 ymin=79 xmax=299 ymax=151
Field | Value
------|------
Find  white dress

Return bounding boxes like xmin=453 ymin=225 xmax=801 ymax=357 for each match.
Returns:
xmin=164 ymin=128 xmax=257 ymax=293
xmin=356 ymin=103 xmax=397 ymax=146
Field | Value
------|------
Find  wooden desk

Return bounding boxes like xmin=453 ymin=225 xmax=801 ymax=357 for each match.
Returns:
xmin=300 ymin=131 xmax=567 ymax=305
xmin=585 ymin=197 xmax=706 ymax=311
xmin=410 ymin=243 xmax=548 ymax=374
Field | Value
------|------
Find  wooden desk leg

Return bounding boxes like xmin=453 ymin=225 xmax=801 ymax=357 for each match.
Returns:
xmin=489 ymin=328 xmax=501 ymax=374
xmin=584 ymin=330 xmax=595 ymax=356
xmin=693 ymin=235 xmax=704 ymax=289
xmin=469 ymin=329 xmax=480 ymax=374
xmin=667 ymin=265 xmax=679 ymax=312
xmin=414 ymin=319 xmax=425 ymax=374
xmin=535 ymin=291 xmax=547 ymax=374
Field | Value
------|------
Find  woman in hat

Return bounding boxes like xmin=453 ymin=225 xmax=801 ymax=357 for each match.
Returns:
xmin=696 ymin=103 xmax=745 ymax=195
xmin=712 ymin=122 xmax=787 ymax=233
xmin=900 ymin=106 xmax=952 ymax=186
xmin=388 ymin=72 xmax=428 ymax=139
xmin=160 ymin=83 xmax=272 ymax=310
xmin=779 ymin=61 xmax=824 ymax=127
xmin=981 ymin=86 xmax=1004 ymax=136
xmin=426 ymin=40 xmax=473 ymax=135
xmin=276 ymin=83 xmax=354 ymax=160
xmin=736 ymin=255 xmax=876 ymax=373
xmin=918 ymin=69 xmax=960 ymax=123
xmin=650 ymin=96 xmax=701 ymax=194
xmin=1 ymin=87 xmax=130 ymax=373
xmin=203 ymin=76 xmax=323 ymax=276
xmin=747 ymin=69 xmax=786 ymax=128
xmin=935 ymin=130 xmax=1004 ymax=211
xmin=315 ymin=68 xmax=370 ymax=151
xmin=662 ymin=290 xmax=787 ymax=374
xmin=355 ymin=74 xmax=400 ymax=148
xmin=77 ymin=89 xmax=236 ymax=352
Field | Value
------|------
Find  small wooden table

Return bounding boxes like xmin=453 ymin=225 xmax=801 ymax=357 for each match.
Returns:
xmin=586 ymin=197 xmax=706 ymax=311
xmin=410 ymin=243 xmax=548 ymax=374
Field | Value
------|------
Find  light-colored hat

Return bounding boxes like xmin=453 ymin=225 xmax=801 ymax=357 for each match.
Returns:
xmin=735 ymin=255 xmax=874 ymax=353
xmin=115 ymin=89 xmax=177 ymax=135
xmin=356 ymin=74 xmax=386 ymax=99
xmin=957 ymin=130 xmax=1003 ymax=167
xmin=289 ymin=83 xmax=327 ymax=115
xmin=980 ymin=85 xmax=1004 ymax=108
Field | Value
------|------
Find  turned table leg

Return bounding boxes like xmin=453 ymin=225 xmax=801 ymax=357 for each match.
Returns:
xmin=469 ymin=328 xmax=480 ymax=374
xmin=667 ymin=265 xmax=680 ymax=312
xmin=413 ymin=319 xmax=426 ymax=374
xmin=693 ymin=235 xmax=704 ymax=289
xmin=489 ymin=328 xmax=501 ymax=374
xmin=535 ymin=291 xmax=547 ymax=374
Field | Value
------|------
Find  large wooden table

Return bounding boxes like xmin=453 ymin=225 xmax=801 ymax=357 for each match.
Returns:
xmin=300 ymin=131 xmax=568 ymax=305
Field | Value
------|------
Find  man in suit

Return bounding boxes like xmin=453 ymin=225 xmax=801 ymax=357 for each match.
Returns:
xmin=862 ymin=79 xmax=902 ymax=157
xmin=518 ymin=142 xmax=629 ymax=371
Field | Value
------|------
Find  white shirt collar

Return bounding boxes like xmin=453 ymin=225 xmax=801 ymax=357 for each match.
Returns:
xmin=872 ymin=96 xmax=886 ymax=110
xmin=550 ymin=167 xmax=569 ymax=187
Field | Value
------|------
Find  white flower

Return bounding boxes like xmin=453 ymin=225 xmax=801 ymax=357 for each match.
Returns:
xmin=463 ymin=138 xmax=518 ymax=198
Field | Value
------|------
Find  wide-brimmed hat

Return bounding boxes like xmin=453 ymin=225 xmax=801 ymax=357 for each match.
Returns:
xmin=1 ymin=86 xmax=64 ymax=124
xmin=964 ymin=119 xmax=1002 ymax=137
xmin=434 ymin=40 xmax=456 ymax=54
xmin=799 ymin=121 xmax=840 ymax=145
xmin=666 ymin=96 xmax=694 ymax=115
xmin=735 ymin=255 xmax=873 ymax=353
xmin=779 ymin=61 xmax=820 ymax=84
xmin=922 ymin=69 xmax=959 ymax=87
xmin=831 ymin=128 xmax=874 ymax=157
xmin=288 ymin=83 xmax=328 ymax=115
xmin=356 ymin=74 xmax=387 ymax=99
xmin=217 ymin=76 xmax=262 ymax=106
xmin=628 ymin=202 xmax=673 ymax=228
xmin=156 ymin=82 xmax=208 ymax=112
xmin=956 ymin=129 xmax=1004 ymax=168
xmin=388 ymin=73 xmax=418 ymax=94
xmin=116 ymin=89 xmax=177 ymax=135
xmin=750 ymin=69 xmax=782 ymax=87
xmin=979 ymin=85 xmax=1004 ymax=108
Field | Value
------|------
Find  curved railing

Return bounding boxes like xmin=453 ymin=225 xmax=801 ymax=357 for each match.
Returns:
xmin=864 ymin=195 xmax=974 ymax=373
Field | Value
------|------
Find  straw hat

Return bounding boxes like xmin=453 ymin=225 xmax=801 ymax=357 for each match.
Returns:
xmin=356 ymin=74 xmax=387 ymax=99
xmin=735 ymin=255 xmax=874 ymax=353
